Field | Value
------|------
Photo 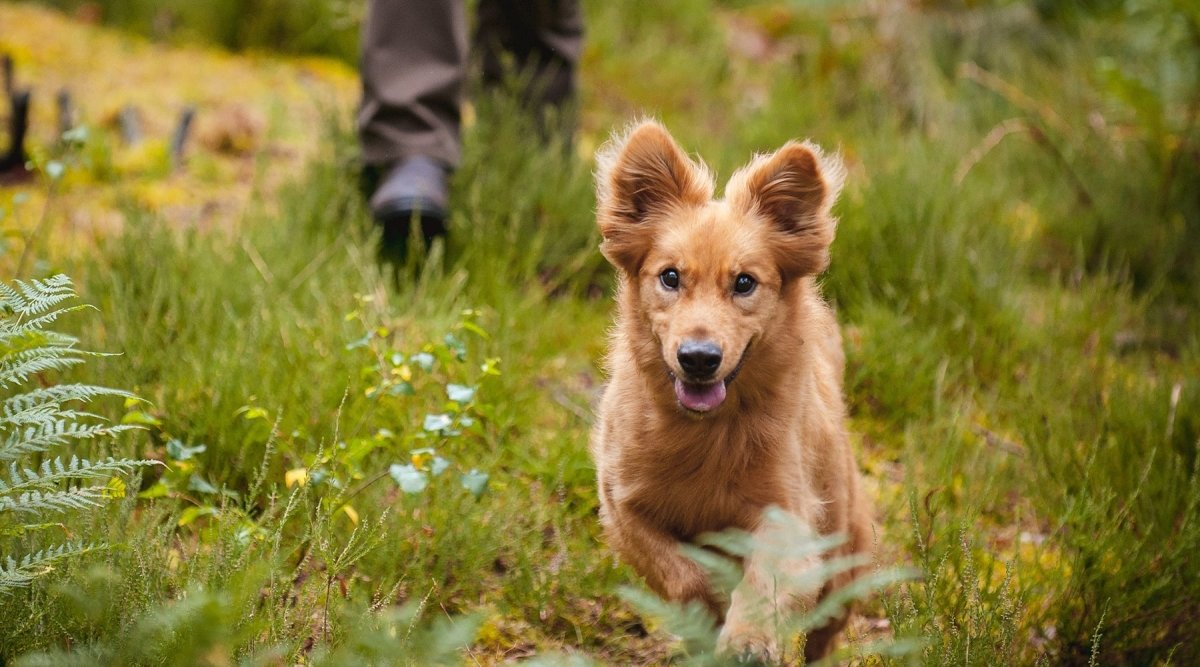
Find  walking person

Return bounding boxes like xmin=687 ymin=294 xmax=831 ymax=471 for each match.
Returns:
xmin=358 ymin=0 xmax=584 ymax=257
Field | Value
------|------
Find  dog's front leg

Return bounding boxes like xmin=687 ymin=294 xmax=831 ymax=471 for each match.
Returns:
xmin=606 ymin=506 xmax=724 ymax=616
xmin=717 ymin=512 xmax=823 ymax=663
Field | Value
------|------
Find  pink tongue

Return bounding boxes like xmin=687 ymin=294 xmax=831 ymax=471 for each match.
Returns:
xmin=674 ymin=378 xmax=727 ymax=412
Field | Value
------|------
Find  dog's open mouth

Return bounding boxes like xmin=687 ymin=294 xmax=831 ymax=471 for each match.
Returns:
xmin=674 ymin=379 xmax=727 ymax=412
xmin=670 ymin=343 xmax=750 ymax=413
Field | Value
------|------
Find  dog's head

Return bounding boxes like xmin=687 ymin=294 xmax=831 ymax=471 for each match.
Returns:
xmin=595 ymin=120 xmax=844 ymax=415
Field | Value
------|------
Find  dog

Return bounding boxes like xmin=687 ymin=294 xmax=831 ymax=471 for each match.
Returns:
xmin=590 ymin=120 xmax=873 ymax=662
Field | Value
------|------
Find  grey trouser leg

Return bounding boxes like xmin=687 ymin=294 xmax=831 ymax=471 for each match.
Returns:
xmin=475 ymin=0 xmax=584 ymax=111
xmin=358 ymin=0 xmax=468 ymax=169
xmin=358 ymin=0 xmax=583 ymax=170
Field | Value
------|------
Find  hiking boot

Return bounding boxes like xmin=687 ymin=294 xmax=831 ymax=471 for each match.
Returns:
xmin=369 ymin=155 xmax=450 ymax=261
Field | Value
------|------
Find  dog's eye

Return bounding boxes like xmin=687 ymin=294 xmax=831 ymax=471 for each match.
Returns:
xmin=733 ymin=274 xmax=757 ymax=295
xmin=660 ymin=268 xmax=680 ymax=289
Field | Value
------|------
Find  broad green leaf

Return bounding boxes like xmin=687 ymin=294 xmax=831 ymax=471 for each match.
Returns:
xmin=122 ymin=411 xmax=161 ymax=427
xmin=461 ymin=469 xmax=489 ymax=498
xmin=480 ymin=357 xmax=502 ymax=376
xmin=443 ymin=333 xmax=466 ymax=360
xmin=166 ymin=438 xmax=206 ymax=461
xmin=459 ymin=320 xmax=490 ymax=340
xmin=388 ymin=381 xmax=415 ymax=396
xmin=389 ymin=464 xmax=428 ymax=494
xmin=423 ymin=413 xmax=453 ymax=432
xmin=410 ymin=352 xmax=435 ymax=370
xmin=188 ymin=474 xmax=219 ymax=495
xmin=178 ymin=506 xmax=218 ymax=527
xmin=238 ymin=406 xmax=270 ymax=421
xmin=138 ymin=481 xmax=169 ymax=499
xmin=446 ymin=383 xmax=476 ymax=404
xmin=430 ymin=456 xmax=450 ymax=476
xmin=345 ymin=332 xmax=372 ymax=350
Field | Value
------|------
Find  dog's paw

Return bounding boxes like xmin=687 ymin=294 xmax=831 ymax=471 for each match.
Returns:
xmin=661 ymin=561 xmax=724 ymax=615
xmin=716 ymin=622 xmax=782 ymax=665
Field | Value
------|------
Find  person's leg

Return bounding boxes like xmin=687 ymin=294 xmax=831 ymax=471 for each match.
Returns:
xmin=475 ymin=0 xmax=583 ymax=117
xmin=358 ymin=0 xmax=467 ymax=254
xmin=359 ymin=0 xmax=467 ymax=168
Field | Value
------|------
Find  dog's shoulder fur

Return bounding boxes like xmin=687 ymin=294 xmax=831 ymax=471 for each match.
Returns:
xmin=590 ymin=120 xmax=872 ymax=661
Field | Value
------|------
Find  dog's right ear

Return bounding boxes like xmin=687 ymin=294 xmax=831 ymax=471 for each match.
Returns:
xmin=595 ymin=121 xmax=712 ymax=273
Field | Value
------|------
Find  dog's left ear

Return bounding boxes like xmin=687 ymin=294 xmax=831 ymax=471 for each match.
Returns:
xmin=726 ymin=141 xmax=844 ymax=277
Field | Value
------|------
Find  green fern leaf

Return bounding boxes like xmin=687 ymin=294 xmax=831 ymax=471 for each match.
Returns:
xmin=0 ymin=420 xmax=141 ymax=462
xmin=0 ymin=455 xmax=160 ymax=494
xmin=0 ymin=273 xmax=153 ymax=594
xmin=0 ymin=329 xmax=80 ymax=355
xmin=0 ymin=486 xmax=110 ymax=515
xmin=2 ymin=384 xmax=141 ymax=415
xmin=0 ymin=541 xmax=105 ymax=593
xmin=3 ymin=407 xmax=104 ymax=428
xmin=0 ymin=346 xmax=87 ymax=388
xmin=0 ymin=275 xmax=76 ymax=318
xmin=7 ymin=304 xmax=96 ymax=337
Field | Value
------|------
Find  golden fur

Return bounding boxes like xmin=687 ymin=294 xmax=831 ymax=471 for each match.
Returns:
xmin=590 ymin=120 xmax=872 ymax=662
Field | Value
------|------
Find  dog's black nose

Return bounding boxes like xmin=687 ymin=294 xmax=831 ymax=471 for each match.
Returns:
xmin=677 ymin=341 xmax=722 ymax=378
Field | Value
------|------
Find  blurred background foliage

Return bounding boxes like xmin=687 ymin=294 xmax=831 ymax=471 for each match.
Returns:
xmin=29 ymin=0 xmax=363 ymax=62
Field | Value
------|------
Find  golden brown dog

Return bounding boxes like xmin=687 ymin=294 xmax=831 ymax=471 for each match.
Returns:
xmin=590 ymin=120 xmax=873 ymax=662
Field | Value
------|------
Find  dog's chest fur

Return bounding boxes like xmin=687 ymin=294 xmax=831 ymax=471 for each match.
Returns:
xmin=610 ymin=407 xmax=811 ymax=540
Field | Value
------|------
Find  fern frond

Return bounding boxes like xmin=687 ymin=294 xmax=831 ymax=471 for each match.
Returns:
xmin=0 ymin=346 xmax=87 ymax=388
xmin=2 ymin=406 xmax=105 ymax=429
xmin=0 ymin=403 xmax=61 ymax=428
xmin=0 ymin=274 xmax=149 ymax=594
xmin=3 ymin=384 xmax=141 ymax=415
xmin=0 ymin=329 xmax=80 ymax=358
xmin=0 ymin=541 xmax=105 ymax=592
xmin=0 ymin=455 xmax=160 ymax=494
xmin=0 ymin=421 xmax=142 ymax=462
xmin=16 ymin=276 xmax=75 ymax=314
xmin=6 ymin=304 xmax=96 ymax=337
xmin=0 ymin=486 xmax=109 ymax=515
xmin=0 ymin=325 xmax=79 ymax=345
xmin=0 ymin=282 xmax=21 ymax=315
xmin=0 ymin=275 xmax=76 ymax=318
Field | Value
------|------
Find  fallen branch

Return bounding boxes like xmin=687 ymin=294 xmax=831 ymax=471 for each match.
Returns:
xmin=959 ymin=60 xmax=1071 ymax=135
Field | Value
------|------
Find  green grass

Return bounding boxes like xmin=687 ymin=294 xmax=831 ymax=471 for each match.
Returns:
xmin=26 ymin=0 xmax=361 ymax=62
xmin=2 ymin=0 xmax=1199 ymax=664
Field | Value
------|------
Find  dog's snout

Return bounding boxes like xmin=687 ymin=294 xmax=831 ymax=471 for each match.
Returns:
xmin=677 ymin=340 xmax=722 ymax=378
